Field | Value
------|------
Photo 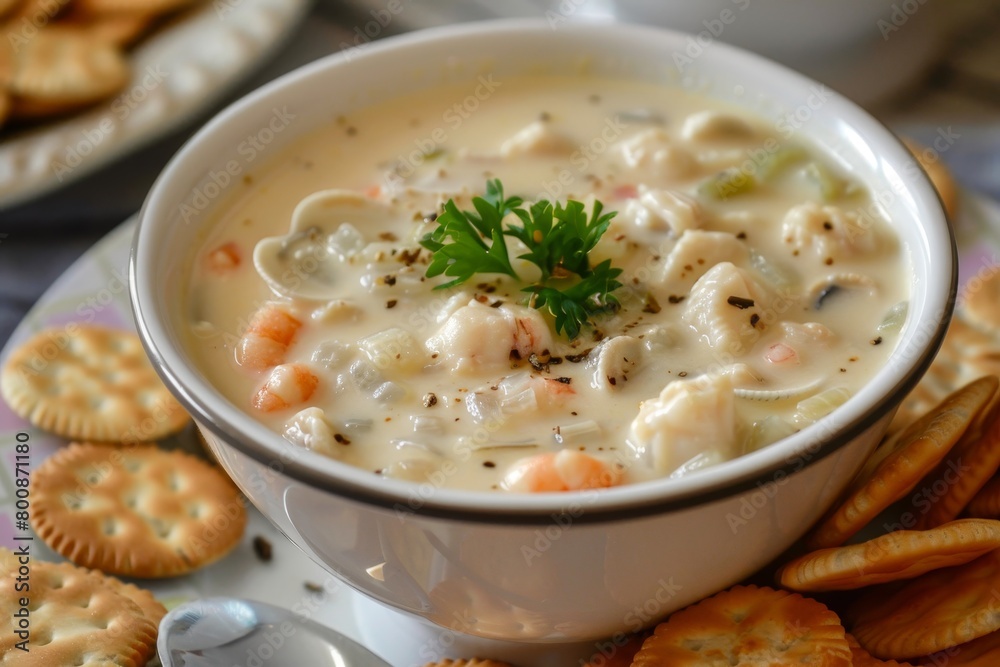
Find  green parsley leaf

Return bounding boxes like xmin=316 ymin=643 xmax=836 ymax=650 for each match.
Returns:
xmin=420 ymin=180 xmax=623 ymax=338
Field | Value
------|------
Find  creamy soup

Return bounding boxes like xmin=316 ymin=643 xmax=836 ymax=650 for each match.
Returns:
xmin=184 ymin=75 xmax=908 ymax=491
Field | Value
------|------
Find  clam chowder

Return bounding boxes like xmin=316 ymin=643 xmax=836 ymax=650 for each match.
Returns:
xmin=183 ymin=76 xmax=908 ymax=491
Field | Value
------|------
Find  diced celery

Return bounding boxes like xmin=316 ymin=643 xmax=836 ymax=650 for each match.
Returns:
xmin=698 ymin=168 xmax=756 ymax=200
xmin=758 ymin=145 xmax=807 ymax=181
xmin=877 ymin=301 xmax=909 ymax=334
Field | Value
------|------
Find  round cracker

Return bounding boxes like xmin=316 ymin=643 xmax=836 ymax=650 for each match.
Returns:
xmin=0 ymin=548 xmax=166 ymax=624
xmin=632 ymin=585 xmax=851 ymax=666
xmin=779 ymin=519 xmax=1000 ymax=591
xmin=914 ymin=399 xmax=1000 ymax=530
xmin=846 ymin=634 xmax=916 ymax=667
xmin=0 ymin=325 xmax=189 ymax=442
xmin=0 ymin=0 xmax=22 ymax=18
xmin=583 ymin=633 xmax=648 ymax=667
xmin=31 ymin=442 xmax=247 ymax=578
xmin=888 ymin=319 xmax=1000 ymax=436
xmin=920 ymin=630 xmax=1000 ymax=666
xmin=966 ymin=476 xmax=1000 ymax=519
xmin=960 ymin=268 xmax=1000 ymax=336
xmin=848 ymin=548 xmax=1000 ymax=660
xmin=76 ymin=0 xmax=195 ymax=17
xmin=903 ymin=137 xmax=959 ymax=222
xmin=0 ymin=558 xmax=158 ymax=666
xmin=55 ymin=8 xmax=155 ymax=46
xmin=6 ymin=27 xmax=129 ymax=115
xmin=806 ymin=376 xmax=998 ymax=549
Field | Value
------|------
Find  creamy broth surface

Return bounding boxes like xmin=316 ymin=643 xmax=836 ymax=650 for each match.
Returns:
xmin=184 ymin=75 xmax=909 ymax=491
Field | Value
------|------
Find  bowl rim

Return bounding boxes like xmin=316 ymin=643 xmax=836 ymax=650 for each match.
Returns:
xmin=131 ymin=18 xmax=956 ymax=525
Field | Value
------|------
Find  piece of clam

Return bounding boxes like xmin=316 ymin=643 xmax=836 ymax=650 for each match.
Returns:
xmin=253 ymin=190 xmax=394 ymax=300
xmin=808 ymin=273 xmax=877 ymax=310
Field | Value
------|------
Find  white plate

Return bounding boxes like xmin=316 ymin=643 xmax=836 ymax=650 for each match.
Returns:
xmin=0 ymin=192 xmax=998 ymax=665
xmin=0 ymin=0 xmax=310 ymax=211
xmin=0 ymin=217 xmax=359 ymax=665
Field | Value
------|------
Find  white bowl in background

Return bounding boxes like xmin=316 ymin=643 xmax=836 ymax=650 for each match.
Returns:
xmin=131 ymin=19 xmax=954 ymax=662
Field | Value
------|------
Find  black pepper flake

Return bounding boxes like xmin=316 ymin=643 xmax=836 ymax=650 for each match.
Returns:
xmin=386 ymin=300 xmax=398 ymax=309
xmin=668 ymin=295 xmax=685 ymax=304
xmin=483 ymin=461 xmax=496 ymax=468
xmin=642 ymin=294 xmax=662 ymax=314
xmin=678 ymin=371 xmax=688 ymax=377
xmin=252 ymin=536 xmax=273 ymax=562
xmin=823 ymin=221 xmax=833 ymax=230
xmin=750 ymin=313 xmax=760 ymax=327
xmin=509 ymin=349 xmax=522 ymax=361
xmin=554 ymin=377 xmax=572 ymax=384
xmin=825 ymin=257 xmax=834 ymax=266
xmin=529 ymin=353 xmax=550 ymax=372
xmin=423 ymin=393 xmax=438 ymax=407
xmin=840 ymin=368 xmax=847 ymax=373
xmin=384 ymin=275 xmax=397 ymax=286
xmin=571 ymin=411 xmax=578 ymax=416
xmin=608 ymin=377 xmax=617 ymax=386
xmin=397 ymin=248 xmax=421 ymax=266
xmin=424 ymin=211 xmax=438 ymax=222
xmin=593 ymin=330 xmax=605 ymax=342
xmin=490 ymin=300 xmax=504 ymax=308
xmin=334 ymin=433 xmax=351 ymax=445
xmin=304 ymin=581 xmax=324 ymax=593
xmin=565 ymin=349 xmax=592 ymax=363
xmin=727 ymin=296 xmax=755 ymax=309
xmin=736 ymin=231 xmax=747 ymax=240
xmin=378 ymin=232 xmax=398 ymax=241
xmin=872 ymin=336 xmax=883 ymax=345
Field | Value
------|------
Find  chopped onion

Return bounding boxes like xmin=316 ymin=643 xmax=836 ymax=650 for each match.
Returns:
xmin=500 ymin=387 xmax=538 ymax=414
xmin=668 ymin=451 xmax=725 ymax=478
xmin=465 ymin=392 xmax=502 ymax=424
xmin=412 ymin=415 xmax=443 ymax=434
xmin=793 ymin=387 xmax=852 ymax=426
xmin=745 ymin=416 xmax=798 ymax=452
xmin=552 ymin=420 xmax=601 ymax=444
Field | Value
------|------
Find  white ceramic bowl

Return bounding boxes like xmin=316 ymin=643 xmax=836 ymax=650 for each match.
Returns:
xmin=131 ymin=19 xmax=953 ymax=650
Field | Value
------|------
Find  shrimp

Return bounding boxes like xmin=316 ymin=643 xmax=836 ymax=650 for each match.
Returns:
xmin=236 ymin=304 xmax=302 ymax=370
xmin=427 ymin=301 xmax=554 ymax=374
xmin=205 ymin=241 xmax=241 ymax=273
xmin=501 ymin=450 xmax=621 ymax=493
xmin=252 ymin=363 xmax=319 ymax=412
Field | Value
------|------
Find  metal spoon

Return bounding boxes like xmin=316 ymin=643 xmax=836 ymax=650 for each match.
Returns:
xmin=158 ymin=597 xmax=391 ymax=666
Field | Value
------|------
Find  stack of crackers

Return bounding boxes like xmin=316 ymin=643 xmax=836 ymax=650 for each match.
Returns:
xmin=0 ymin=324 xmax=246 ymax=664
xmin=0 ymin=0 xmax=201 ymax=130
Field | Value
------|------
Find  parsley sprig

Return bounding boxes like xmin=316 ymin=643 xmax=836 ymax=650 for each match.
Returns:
xmin=420 ymin=180 xmax=624 ymax=339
